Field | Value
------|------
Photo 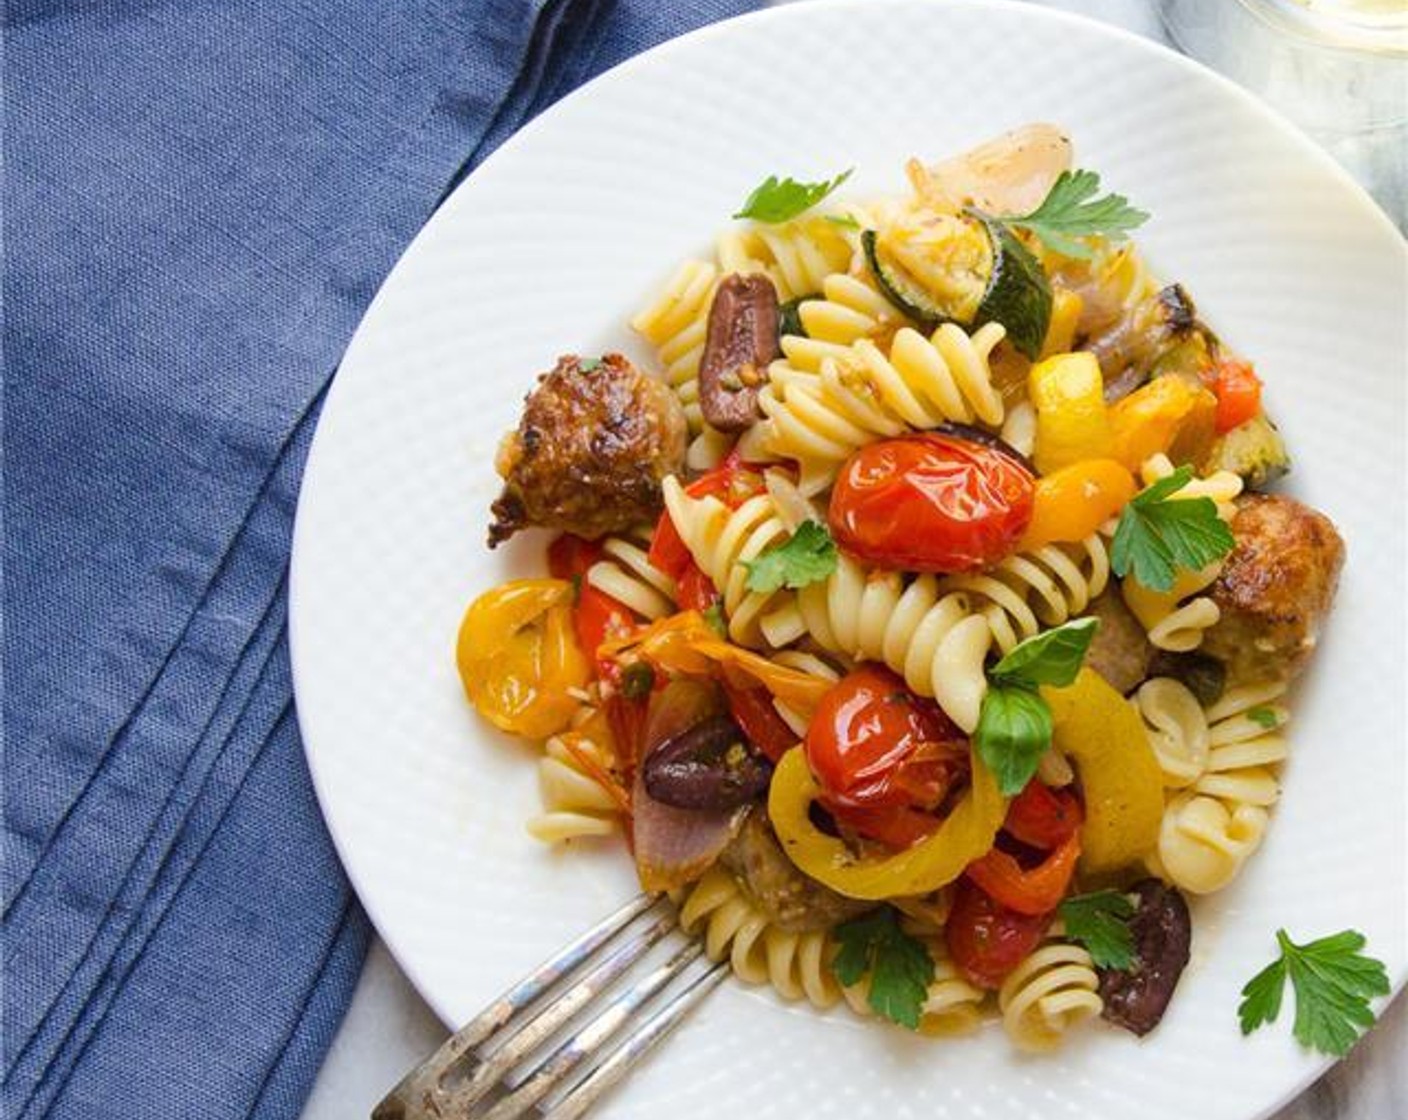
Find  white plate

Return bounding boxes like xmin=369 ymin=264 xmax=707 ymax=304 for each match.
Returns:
xmin=289 ymin=2 xmax=1407 ymax=1117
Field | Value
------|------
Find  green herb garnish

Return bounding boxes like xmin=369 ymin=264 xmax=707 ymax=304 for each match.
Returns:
xmin=824 ymin=213 xmax=861 ymax=230
xmin=1238 ymin=929 xmax=1389 ymax=1056
xmin=577 ymin=357 xmax=602 ymax=372
xmin=1002 ymin=169 xmax=1149 ymax=260
xmin=1110 ymin=466 xmax=1235 ymax=594
xmin=1246 ymin=706 xmax=1280 ymax=730
xmin=734 ymin=169 xmax=853 ymax=224
xmin=742 ymin=520 xmax=837 ymax=593
xmin=702 ymin=602 xmax=727 ymax=638
xmin=831 ymin=908 xmax=934 ymax=1030
xmin=974 ymin=618 xmax=1097 ymax=796
xmin=1059 ymin=890 xmax=1136 ymax=970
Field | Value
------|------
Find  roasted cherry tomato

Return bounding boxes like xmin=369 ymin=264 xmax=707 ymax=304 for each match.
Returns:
xmin=827 ymin=433 xmax=1034 ymax=572
xmin=574 ymin=582 xmax=636 ymax=667
xmin=945 ymin=877 xmax=1054 ymax=990
xmin=647 ymin=451 xmax=761 ymax=579
xmin=1002 ymin=782 xmax=1083 ymax=849
xmin=675 ymin=561 xmax=720 ymax=613
xmin=964 ymin=830 xmax=1080 ymax=916
xmin=456 ymin=579 xmax=589 ymax=738
xmin=1208 ymin=358 xmax=1263 ymax=434
xmin=804 ymin=665 xmax=968 ymax=847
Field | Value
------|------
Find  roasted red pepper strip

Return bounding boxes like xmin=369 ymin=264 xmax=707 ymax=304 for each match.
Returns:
xmin=964 ymin=829 xmax=1081 ymax=917
xmin=719 ymin=676 xmax=796 ymax=763
xmin=1208 ymin=358 xmax=1263 ymax=434
xmin=1003 ymin=782 xmax=1083 ymax=850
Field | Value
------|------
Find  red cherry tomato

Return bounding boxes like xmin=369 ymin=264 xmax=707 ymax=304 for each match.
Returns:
xmin=828 ymin=433 xmax=1035 ymax=572
xmin=675 ymin=561 xmax=720 ymax=613
xmin=573 ymin=583 xmax=636 ymax=666
xmin=1003 ymin=782 xmax=1083 ymax=850
xmin=945 ymin=878 xmax=1054 ymax=990
xmin=804 ymin=666 xmax=968 ymax=846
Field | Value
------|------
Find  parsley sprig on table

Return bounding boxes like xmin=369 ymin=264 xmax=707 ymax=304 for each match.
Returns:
xmin=973 ymin=618 xmax=1097 ymax=796
xmin=1059 ymin=890 xmax=1136 ymax=970
xmin=742 ymin=520 xmax=837 ymax=593
xmin=1110 ymin=465 xmax=1235 ymax=594
xmin=1000 ymin=169 xmax=1148 ymax=259
xmin=733 ymin=169 xmax=853 ymax=223
xmin=1238 ymin=929 xmax=1389 ymax=1056
xmin=831 ymin=908 xmax=934 ymax=1030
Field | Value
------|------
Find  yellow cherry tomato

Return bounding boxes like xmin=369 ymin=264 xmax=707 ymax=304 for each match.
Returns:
xmin=1028 ymin=351 xmax=1113 ymax=473
xmin=766 ymin=745 xmax=1006 ymax=900
xmin=1042 ymin=669 xmax=1164 ymax=875
xmin=456 ymin=578 xmax=589 ymax=738
xmin=1108 ymin=375 xmax=1217 ymax=471
xmin=1018 ymin=458 xmax=1136 ymax=549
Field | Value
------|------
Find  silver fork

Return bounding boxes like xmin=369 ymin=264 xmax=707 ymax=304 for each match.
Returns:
xmin=372 ymin=893 xmax=727 ymax=1120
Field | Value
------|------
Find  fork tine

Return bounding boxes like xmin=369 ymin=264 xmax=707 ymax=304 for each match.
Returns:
xmin=479 ymin=941 xmax=706 ymax=1120
xmin=372 ymin=892 xmax=659 ymax=1120
xmin=536 ymin=959 xmax=729 ymax=1120
xmin=436 ymin=908 xmax=677 ymax=1114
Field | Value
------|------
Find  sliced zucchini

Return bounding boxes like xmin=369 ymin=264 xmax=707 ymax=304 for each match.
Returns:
xmin=777 ymin=295 xmax=813 ymax=339
xmin=1204 ymin=413 xmax=1290 ymax=490
xmin=862 ymin=210 xmax=1052 ymax=359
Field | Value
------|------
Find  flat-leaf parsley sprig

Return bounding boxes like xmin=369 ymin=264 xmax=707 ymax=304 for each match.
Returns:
xmin=1059 ymin=889 xmax=1136 ymax=970
xmin=831 ymin=908 xmax=934 ymax=1030
xmin=1238 ymin=928 xmax=1389 ymax=1056
xmin=1110 ymin=465 xmax=1235 ymax=594
xmin=999 ymin=169 xmax=1149 ymax=260
xmin=742 ymin=520 xmax=837 ymax=593
xmin=734 ymin=169 xmax=853 ymax=224
xmin=974 ymin=617 xmax=1098 ymax=796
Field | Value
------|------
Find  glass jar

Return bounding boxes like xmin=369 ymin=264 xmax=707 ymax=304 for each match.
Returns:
xmin=1159 ymin=0 xmax=1407 ymax=227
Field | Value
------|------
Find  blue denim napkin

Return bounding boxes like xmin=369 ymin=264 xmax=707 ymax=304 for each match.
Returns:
xmin=3 ymin=2 xmax=758 ymax=1116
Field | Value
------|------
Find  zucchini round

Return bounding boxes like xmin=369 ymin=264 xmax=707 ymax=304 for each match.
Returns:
xmin=863 ymin=211 xmax=1052 ymax=359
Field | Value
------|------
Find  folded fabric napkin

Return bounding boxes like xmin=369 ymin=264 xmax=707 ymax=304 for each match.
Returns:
xmin=3 ymin=1 xmax=758 ymax=1116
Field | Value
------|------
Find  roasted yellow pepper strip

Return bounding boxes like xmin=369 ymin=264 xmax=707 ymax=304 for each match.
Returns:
xmin=1018 ymin=458 xmax=1135 ymax=549
xmin=1108 ymin=375 xmax=1217 ymax=471
xmin=1038 ymin=287 xmax=1084 ymax=359
xmin=1029 ymin=351 xmax=1113 ymax=473
xmin=457 ymin=578 xmax=589 ymax=738
xmin=1043 ymin=668 xmax=1163 ymax=874
xmin=767 ymin=746 xmax=1006 ymax=900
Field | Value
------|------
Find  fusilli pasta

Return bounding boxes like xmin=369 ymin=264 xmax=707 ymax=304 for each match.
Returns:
xmin=526 ymin=732 xmax=626 ymax=844
xmin=998 ymin=932 xmax=1103 ymax=1052
xmin=584 ymin=533 xmax=677 ymax=621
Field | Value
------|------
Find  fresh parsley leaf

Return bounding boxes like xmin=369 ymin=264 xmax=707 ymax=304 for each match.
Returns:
xmin=702 ymin=602 xmax=727 ymax=638
xmin=990 ymin=618 xmax=1099 ymax=690
xmin=733 ymin=169 xmax=853 ymax=224
xmin=831 ymin=908 xmax=934 ymax=1030
xmin=1004 ymin=169 xmax=1149 ymax=260
xmin=1110 ymin=465 xmax=1235 ymax=593
xmin=578 ymin=357 xmax=602 ymax=372
xmin=1246 ymin=706 xmax=1280 ymax=730
xmin=742 ymin=520 xmax=837 ymax=593
xmin=1238 ymin=928 xmax=1390 ymax=1056
xmin=974 ymin=685 xmax=1053 ymax=796
xmin=1059 ymin=890 xmax=1136 ymax=970
xmin=824 ymin=213 xmax=861 ymax=230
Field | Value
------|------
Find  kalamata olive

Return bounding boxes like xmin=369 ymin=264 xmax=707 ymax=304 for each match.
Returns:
xmin=1147 ymin=650 xmax=1227 ymax=706
xmin=1098 ymin=879 xmax=1192 ymax=1036
xmin=933 ymin=421 xmax=1035 ymax=475
xmin=642 ymin=713 xmax=772 ymax=811
xmin=698 ymin=273 xmax=779 ymax=433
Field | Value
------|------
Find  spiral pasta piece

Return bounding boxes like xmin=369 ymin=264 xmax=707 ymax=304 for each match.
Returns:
xmin=998 ymin=936 xmax=1103 ymax=1052
xmin=717 ymin=212 xmax=862 ymax=302
xmin=796 ymin=272 xmax=906 ymax=346
xmin=676 ymin=868 xmax=842 ymax=1008
xmin=945 ymin=534 xmax=1110 ymax=655
xmin=767 ymin=649 xmax=842 ymax=738
xmin=763 ymin=553 xmax=992 ymax=732
xmin=526 ymin=733 xmax=625 ymax=844
xmin=662 ymin=476 xmax=793 ymax=648
xmin=756 ymin=322 xmax=1007 ymax=494
xmin=1141 ymin=679 xmax=1289 ymax=894
xmin=584 ymin=534 xmax=677 ymax=621
xmin=630 ymin=258 xmax=718 ymax=433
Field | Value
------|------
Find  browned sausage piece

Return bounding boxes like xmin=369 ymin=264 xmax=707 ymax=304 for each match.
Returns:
xmin=1200 ymin=493 xmax=1345 ymax=685
xmin=1082 ymin=589 xmax=1153 ymax=695
xmin=698 ymin=273 xmax=779 ymax=433
xmin=488 ymin=353 xmax=687 ymax=547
